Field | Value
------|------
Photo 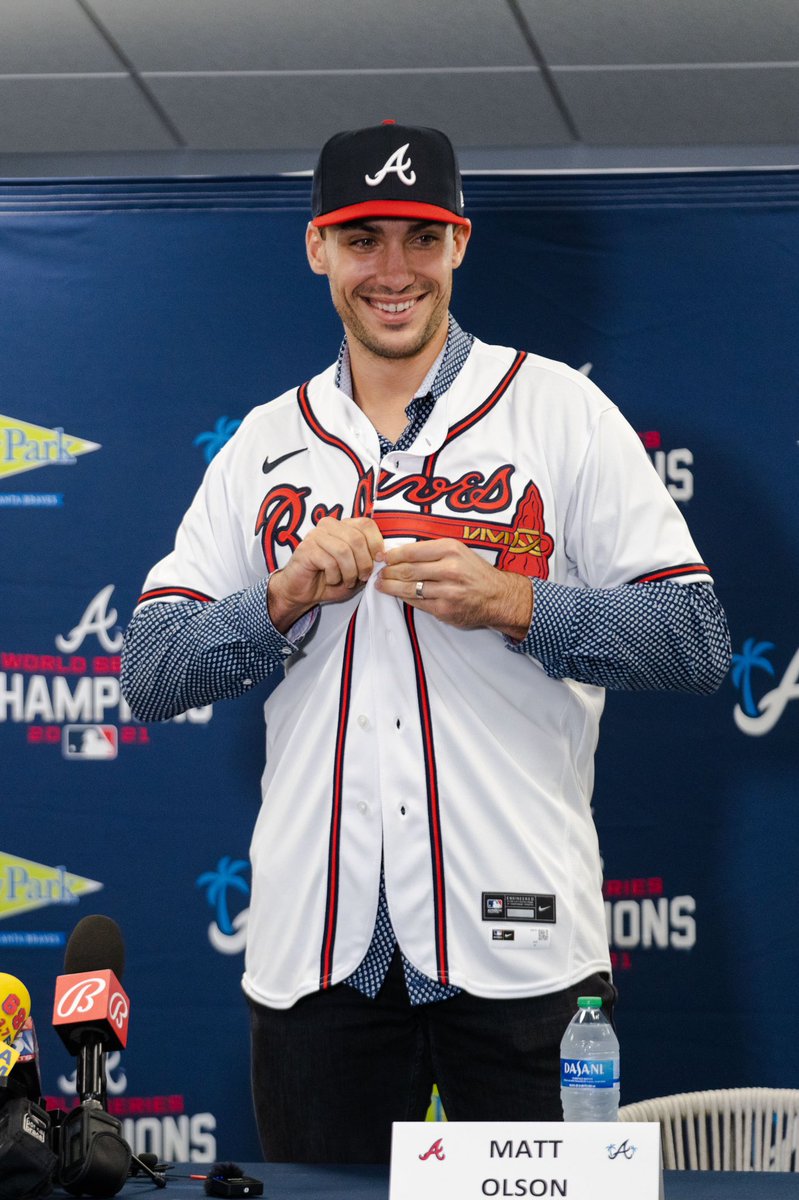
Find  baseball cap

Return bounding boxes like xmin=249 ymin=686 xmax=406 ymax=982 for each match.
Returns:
xmin=311 ymin=120 xmax=468 ymax=228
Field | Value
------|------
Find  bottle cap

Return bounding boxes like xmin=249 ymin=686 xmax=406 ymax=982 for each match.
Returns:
xmin=577 ymin=996 xmax=603 ymax=1008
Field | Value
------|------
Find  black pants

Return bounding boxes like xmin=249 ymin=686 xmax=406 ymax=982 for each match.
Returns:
xmin=249 ymin=950 xmax=616 ymax=1163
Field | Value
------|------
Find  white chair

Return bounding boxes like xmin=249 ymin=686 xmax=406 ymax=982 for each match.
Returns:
xmin=619 ymin=1087 xmax=799 ymax=1171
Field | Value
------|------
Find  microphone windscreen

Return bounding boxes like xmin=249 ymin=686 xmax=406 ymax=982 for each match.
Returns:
xmin=64 ymin=915 xmax=125 ymax=980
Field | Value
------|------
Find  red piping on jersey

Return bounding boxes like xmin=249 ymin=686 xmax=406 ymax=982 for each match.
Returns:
xmin=631 ymin=563 xmax=711 ymax=584
xmin=319 ymin=608 xmax=359 ymax=989
xmin=138 ymin=586 xmax=214 ymax=604
xmin=403 ymin=604 xmax=449 ymax=986
xmin=297 ymin=381 xmax=366 ymax=478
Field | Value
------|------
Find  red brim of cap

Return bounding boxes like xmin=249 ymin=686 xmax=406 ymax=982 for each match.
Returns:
xmin=312 ymin=200 xmax=470 ymax=228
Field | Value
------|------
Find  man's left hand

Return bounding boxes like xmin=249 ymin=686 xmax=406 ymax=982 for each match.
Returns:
xmin=376 ymin=538 xmax=533 ymax=640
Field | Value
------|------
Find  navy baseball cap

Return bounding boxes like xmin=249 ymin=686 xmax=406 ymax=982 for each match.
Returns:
xmin=311 ymin=120 xmax=468 ymax=228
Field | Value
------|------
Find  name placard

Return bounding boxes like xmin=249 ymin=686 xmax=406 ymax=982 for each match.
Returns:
xmin=389 ymin=1121 xmax=662 ymax=1200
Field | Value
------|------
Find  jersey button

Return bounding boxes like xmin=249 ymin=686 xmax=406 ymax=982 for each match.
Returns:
xmin=357 ymin=801 xmax=369 ymax=815
xmin=357 ymin=714 xmax=370 ymax=730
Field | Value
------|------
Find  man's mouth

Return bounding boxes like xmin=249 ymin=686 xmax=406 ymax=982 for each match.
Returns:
xmin=365 ymin=296 xmax=421 ymax=314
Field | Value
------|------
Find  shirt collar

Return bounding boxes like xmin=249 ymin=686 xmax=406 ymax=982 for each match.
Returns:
xmin=334 ymin=314 xmax=473 ymax=402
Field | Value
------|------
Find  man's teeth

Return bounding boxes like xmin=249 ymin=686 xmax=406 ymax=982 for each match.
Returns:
xmin=371 ymin=298 xmax=417 ymax=313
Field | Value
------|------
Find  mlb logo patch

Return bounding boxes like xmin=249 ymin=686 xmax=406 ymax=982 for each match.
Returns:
xmin=486 ymin=896 xmax=504 ymax=912
xmin=63 ymin=725 xmax=118 ymax=760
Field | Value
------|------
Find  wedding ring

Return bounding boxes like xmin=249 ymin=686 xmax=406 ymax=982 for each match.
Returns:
xmin=415 ymin=580 xmax=425 ymax=599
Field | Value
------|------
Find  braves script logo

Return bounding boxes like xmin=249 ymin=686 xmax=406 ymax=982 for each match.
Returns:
xmin=365 ymin=144 xmax=416 ymax=187
xmin=255 ymin=471 xmax=375 ymax=573
xmin=255 ymin=465 xmax=553 ymax=577
xmin=419 ymin=1138 xmax=446 ymax=1162
xmin=56 ymin=977 xmax=107 ymax=1018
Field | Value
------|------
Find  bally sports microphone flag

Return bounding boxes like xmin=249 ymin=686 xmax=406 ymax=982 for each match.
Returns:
xmin=52 ymin=969 xmax=130 ymax=1053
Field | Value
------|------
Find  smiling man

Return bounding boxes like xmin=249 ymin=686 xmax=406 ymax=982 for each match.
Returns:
xmin=121 ymin=121 xmax=730 ymax=1163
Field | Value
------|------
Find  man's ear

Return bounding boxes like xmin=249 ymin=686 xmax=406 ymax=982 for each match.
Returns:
xmin=450 ymin=220 xmax=472 ymax=270
xmin=306 ymin=222 xmax=329 ymax=276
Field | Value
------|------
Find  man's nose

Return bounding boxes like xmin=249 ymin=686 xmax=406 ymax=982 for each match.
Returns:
xmin=377 ymin=242 xmax=414 ymax=290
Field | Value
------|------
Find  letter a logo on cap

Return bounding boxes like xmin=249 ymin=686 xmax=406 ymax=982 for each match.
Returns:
xmin=365 ymin=143 xmax=417 ymax=187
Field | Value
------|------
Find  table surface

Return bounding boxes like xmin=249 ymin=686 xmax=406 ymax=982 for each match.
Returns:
xmin=71 ymin=1162 xmax=797 ymax=1199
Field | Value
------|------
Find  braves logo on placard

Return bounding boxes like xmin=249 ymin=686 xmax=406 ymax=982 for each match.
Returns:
xmin=419 ymin=1137 xmax=446 ymax=1161
xmin=607 ymin=1140 xmax=637 ymax=1161
xmin=56 ymin=977 xmax=106 ymax=1018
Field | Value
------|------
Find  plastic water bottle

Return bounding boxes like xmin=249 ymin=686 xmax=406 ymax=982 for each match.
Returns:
xmin=560 ymin=995 xmax=620 ymax=1121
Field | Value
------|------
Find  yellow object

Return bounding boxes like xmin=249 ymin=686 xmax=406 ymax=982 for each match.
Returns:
xmin=0 ymin=973 xmax=31 ymax=1045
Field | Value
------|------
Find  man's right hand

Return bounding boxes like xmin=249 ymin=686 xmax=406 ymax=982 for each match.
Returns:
xmin=267 ymin=516 xmax=384 ymax=634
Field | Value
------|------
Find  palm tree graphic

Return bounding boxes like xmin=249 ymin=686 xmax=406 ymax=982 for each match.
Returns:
xmin=197 ymin=857 xmax=250 ymax=935
xmin=731 ymin=639 xmax=775 ymax=718
xmin=193 ymin=416 xmax=242 ymax=464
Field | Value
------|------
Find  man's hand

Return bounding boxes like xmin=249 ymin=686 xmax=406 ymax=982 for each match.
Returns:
xmin=376 ymin=538 xmax=533 ymax=640
xmin=268 ymin=516 xmax=384 ymax=634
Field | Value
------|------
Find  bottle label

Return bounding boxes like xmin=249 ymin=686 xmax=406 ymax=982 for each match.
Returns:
xmin=560 ymin=1057 xmax=619 ymax=1089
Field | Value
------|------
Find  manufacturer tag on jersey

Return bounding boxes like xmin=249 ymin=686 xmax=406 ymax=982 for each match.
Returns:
xmin=482 ymin=892 xmax=556 ymax=922
xmin=488 ymin=927 xmax=551 ymax=951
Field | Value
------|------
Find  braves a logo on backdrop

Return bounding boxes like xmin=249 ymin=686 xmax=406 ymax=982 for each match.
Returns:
xmin=365 ymin=143 xmax=417 ymax=187
xmin=255 ymin=464 xmax=554 ymax=578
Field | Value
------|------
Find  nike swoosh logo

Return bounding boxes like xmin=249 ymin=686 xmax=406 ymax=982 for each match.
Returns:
xmin=262 ymin=448 xmax=308 ymax=474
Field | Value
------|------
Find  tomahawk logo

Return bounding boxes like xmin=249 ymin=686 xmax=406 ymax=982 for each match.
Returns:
xmin=365 ymin=143 xmax=417 ymax=187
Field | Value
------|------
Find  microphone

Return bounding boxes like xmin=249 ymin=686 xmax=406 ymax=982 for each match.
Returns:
xmin=52 ymin=915 xmax=130 ymax=1106
xmin=52 ymin=916 xmax=132 ymax=1198
xmin=0 ymin=973 xmax=30 ymax=1049
xmin=0 ymin=974 xmax=43 ymax=1105
xmin=0 ymin=979 xmax=57 ymax=1200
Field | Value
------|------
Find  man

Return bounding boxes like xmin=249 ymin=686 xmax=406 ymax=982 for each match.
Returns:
xmin=122 ymin=121 xmax=730 ymax=1162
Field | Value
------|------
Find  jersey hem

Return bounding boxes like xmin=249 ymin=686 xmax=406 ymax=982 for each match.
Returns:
xmin=241 ymin=956 xmax=613 ymax=1010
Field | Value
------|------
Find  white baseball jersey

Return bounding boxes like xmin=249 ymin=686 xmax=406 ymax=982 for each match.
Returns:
xmin=139 ymin=338 xmax=711 ymax=1008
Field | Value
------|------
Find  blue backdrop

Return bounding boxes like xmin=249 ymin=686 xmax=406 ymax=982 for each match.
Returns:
xmin=1 ymin=170 xmax=797 ymax=1160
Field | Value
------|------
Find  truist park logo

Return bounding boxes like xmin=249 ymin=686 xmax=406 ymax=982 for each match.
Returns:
xmin=0 ymin=585 xmax=212 ymax=757
xmin=0 ymin=412 xmax=101 ymax=507
xmin=0 ymin=851 xmax=103 ymax=946
xmin=731 ymin=639 xmax=798 ymax=736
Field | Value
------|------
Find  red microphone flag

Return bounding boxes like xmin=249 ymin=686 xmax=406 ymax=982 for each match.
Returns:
xmin=52 ymin=969 xmax=130 ymax=1052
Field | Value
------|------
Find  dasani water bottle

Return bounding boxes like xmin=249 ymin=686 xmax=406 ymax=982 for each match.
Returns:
xmin=560 ymin=995 xmax=620 ymax=1121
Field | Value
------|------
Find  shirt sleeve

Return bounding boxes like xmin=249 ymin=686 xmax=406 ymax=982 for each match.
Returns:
xmin=121 ymin=577 xmax=317 ymax=721
xmin=508 ymin=579 xmax=731 ymax=694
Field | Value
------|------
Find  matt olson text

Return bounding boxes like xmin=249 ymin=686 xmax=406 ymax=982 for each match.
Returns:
xmin=481 ymin=1139 xmax=566 ymax=1197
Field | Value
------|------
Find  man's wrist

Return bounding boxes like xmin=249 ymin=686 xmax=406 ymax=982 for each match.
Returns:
xmin=266 ymin=570 xmax=314 ymax=635
xmin=491 ymin=573 xmax=534 ymax=642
